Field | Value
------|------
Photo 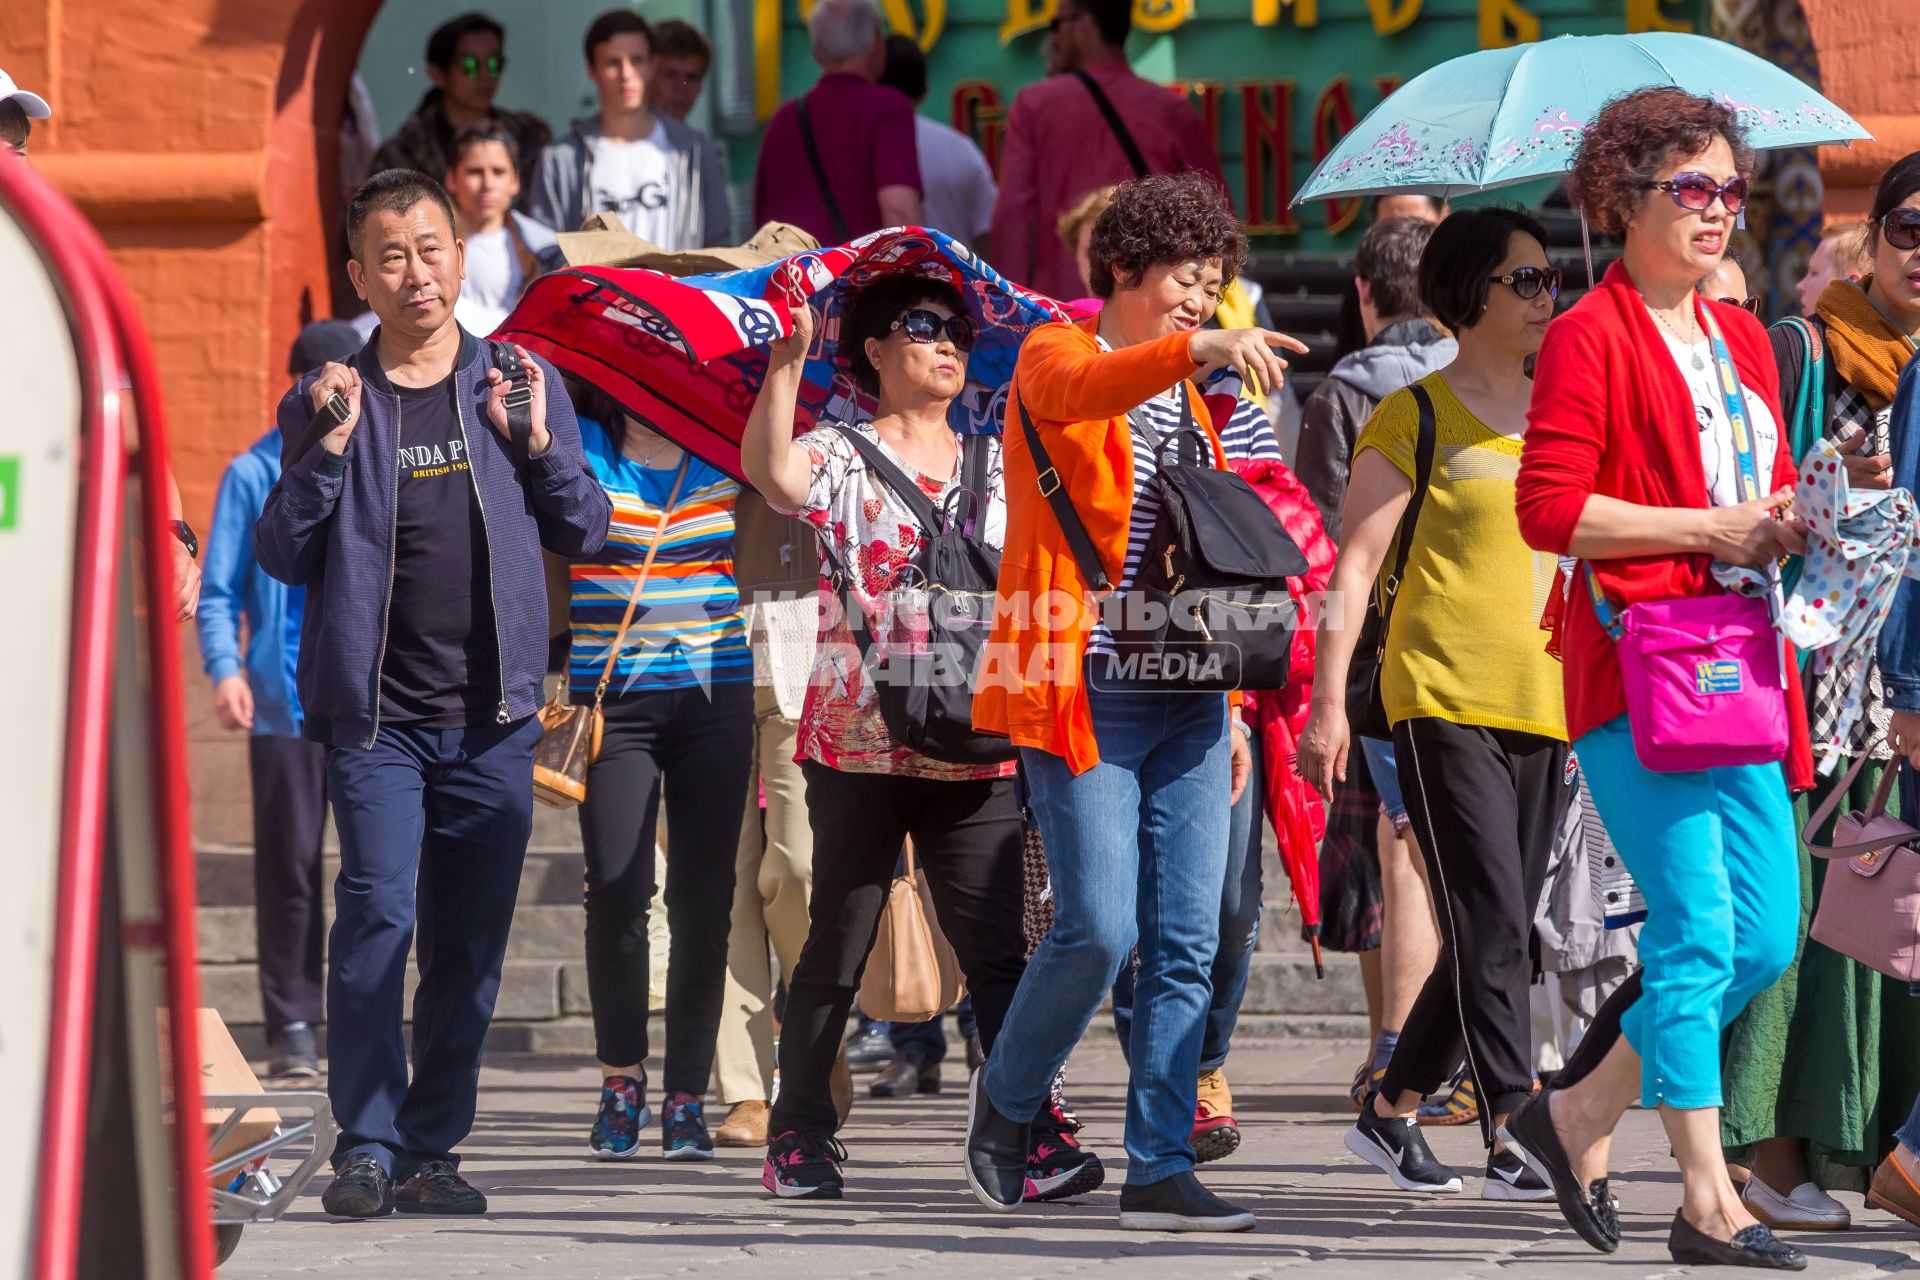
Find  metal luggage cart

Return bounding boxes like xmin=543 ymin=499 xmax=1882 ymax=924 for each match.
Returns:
xmin=203 ymin=1091 xmax=335 ymax=1266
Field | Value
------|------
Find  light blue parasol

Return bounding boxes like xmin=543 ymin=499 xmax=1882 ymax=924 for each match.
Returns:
xmin=1293 ymin=31 xmax=1870 ymax=207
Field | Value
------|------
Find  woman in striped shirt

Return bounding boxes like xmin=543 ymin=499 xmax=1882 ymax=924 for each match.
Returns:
xmin=569 ymin=388 xmax=756 ymax=1163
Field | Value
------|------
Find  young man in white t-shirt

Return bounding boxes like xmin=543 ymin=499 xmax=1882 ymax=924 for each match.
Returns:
xmin=444 ymin=126 xmax=560 ymax=336
xmin=528 ymin=10 xmax=732 ymax=251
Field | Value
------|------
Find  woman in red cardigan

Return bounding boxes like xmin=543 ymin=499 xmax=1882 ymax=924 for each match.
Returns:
xmin=1508 ymin=88 xmax=1811 ymax=1270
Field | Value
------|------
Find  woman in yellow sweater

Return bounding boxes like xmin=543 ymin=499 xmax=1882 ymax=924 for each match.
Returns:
xmin=1298 ymin=206 xmax=1569 ymax=1199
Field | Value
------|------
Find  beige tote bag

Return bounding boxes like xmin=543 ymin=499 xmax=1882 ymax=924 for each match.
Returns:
xmin=859 ymin=841 xmax=965 ymax=1022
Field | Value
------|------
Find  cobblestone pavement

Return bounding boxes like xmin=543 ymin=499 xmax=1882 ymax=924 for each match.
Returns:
xmin=224 ymin=1037 xmax=1920 ymax=1279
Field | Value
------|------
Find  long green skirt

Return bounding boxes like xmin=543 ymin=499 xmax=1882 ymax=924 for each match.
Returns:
xmin=1720 ymin=756 xmax=1920 ymax=1193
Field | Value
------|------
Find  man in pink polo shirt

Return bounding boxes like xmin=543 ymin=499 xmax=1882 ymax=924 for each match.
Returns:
xmin=752 ymin=0 xmax=924 ymax=245
xmin=990 ymin=0 xmax=1226 ymax=301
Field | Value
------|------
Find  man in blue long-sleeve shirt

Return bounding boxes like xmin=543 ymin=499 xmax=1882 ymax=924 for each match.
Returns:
xmin=255 ymin=169 xmax=610 ymax=1220
xmin=198 ymin=320 xmax=360 ymax=1082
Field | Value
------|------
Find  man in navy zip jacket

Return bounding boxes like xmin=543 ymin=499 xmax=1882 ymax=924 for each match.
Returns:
xmin=255 ymin=169 xmax=610 ymax=1219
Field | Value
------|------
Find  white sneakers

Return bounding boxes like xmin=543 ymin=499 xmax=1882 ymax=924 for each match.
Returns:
xmin=1743 ymin=1175 xmax=1852 ymax=1231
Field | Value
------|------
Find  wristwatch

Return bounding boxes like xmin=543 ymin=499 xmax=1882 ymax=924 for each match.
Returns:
xmin=171 ymin=518 xmax=200 ymax=561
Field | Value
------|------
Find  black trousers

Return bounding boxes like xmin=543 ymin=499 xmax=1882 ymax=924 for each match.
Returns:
xmin=250 ymin=733 xmax=328 ymax=1034
xmin=578 ymin=680 xmax=754 ymax=1094
xmin=1382 ymin=716 xmax=1570 ymax=1143
xmin=769 ymin=762 xmax=1027 ymax=1138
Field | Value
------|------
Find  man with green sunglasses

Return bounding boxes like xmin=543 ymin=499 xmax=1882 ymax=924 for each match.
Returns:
xmin=370 ymin=11 xmax=551 ymax=214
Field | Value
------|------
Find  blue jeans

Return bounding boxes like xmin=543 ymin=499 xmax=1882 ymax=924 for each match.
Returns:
xmin=888 ymin=997 xmax=977 ymax=1065
xmin=325 ymin=716 xmax=541 ymax=1177
xmin=1112 ymin=729 xmax=1264 ymax=1073
xmin=1575 ymin=715 xmax=1797 ymax=1109
xmin=984 ymin=680 xmax=1232 ymax=1184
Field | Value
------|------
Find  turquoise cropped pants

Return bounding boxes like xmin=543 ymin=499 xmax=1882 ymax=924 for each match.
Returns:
xmin=1574 ymin=715 xmax=1799 ymax=1110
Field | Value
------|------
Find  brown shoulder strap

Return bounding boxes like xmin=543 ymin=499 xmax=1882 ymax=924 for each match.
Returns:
xmin=594 ymin=454 xmax=693 ymax=705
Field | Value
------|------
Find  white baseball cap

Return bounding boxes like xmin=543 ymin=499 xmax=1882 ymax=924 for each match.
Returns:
xmin=0 ymin=70 xmax=52 ymax=120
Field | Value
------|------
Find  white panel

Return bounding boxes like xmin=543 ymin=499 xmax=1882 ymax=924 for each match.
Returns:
xmin=0 ymin=203 xmax=84 ymax=1272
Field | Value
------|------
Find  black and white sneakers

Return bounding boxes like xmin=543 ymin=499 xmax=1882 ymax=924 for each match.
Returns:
xmin=1344 ymin=1096 xmax=1464 ymax=1193
xmin=1483 ymin=1146 xmax=1553 ymax=1201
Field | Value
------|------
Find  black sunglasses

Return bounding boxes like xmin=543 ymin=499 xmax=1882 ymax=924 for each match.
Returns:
xmin=458 ymin=54 xmax=505 ymax=79
xmin=1718 ymin=295 xmax=1762 ymax=314
xmin=1488 ymin=266 xmax=1562 ymax=301
xmin=1882 ymin=208 xmax=1920 ymax=253
xmin=1644 ymin=172 xmax=1750 ymax=216
xmin=891 ymin=308 xmax=976 ymax=351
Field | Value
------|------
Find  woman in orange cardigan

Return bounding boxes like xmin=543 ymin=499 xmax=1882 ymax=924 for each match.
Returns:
xmin=965 ymin=173 xmax=1306 ymax=1231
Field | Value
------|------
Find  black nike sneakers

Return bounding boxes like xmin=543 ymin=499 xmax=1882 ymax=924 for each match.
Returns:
xmin=1483 ymin=1146 xmax=1553 ymax=1201
xmin=1344 ymin=1094 xmax=1464 ymax=1193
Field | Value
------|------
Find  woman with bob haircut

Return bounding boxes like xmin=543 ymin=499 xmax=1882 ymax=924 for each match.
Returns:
xmin=739 ymin=270 xmax=1100 ymax=1206
xmin=1510 ymin=86 xmax=1812 ymax=1270
xmin=1300 ymin=205 xmax=1568 ymax=1203
xmin=965 ymin=171 xmax=1306 ymax=1232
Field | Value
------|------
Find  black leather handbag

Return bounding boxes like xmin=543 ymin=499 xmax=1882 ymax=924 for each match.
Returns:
xmin=1017 ymin=382 xmax=1308 ymax=691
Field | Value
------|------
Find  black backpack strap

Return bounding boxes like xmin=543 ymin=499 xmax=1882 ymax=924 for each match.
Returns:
xmin=796 ymin=95 xmax=850 ymax=243
xmin=951 ymin=431 xmax=991 ymax=537
xmin=1073 ymin=70 xmax=1149 ymax=180
xmin=284 ymin=355 xmax=358 ymax=470
xmin=828 ymin=422 xmax=942 ymax=535
xmin=1014 ymin=393 xmax=1113 ymax=594
xmin=1378 ymin=383 xmax=1437 ymax=631
xmin=489 ymin=339 xmax=535 ymax=461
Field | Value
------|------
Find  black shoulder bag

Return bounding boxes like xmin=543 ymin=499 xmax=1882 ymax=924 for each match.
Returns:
xmin=1016 ymin=383 xmax=1308 ymax=690
xmin=796 ymin=94 xmax=851 ymax=243
xmin=820 ymin=426 xmax=1015 ymax=764
xmin=1344 ymin=383 xmax=1436 ymax=740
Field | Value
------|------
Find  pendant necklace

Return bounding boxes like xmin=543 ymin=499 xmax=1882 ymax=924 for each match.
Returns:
xmin=1648 ymin=302 xmax=1706 ymax=371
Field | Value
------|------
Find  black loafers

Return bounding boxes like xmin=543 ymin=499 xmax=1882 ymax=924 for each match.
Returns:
xmin=1502 ymin=1089 xmax=1619 ymax=1253
xmin=1668 ymin=1213 xmax=1807 ymax=1270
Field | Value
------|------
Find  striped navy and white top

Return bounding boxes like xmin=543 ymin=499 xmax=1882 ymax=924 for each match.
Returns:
xmin=1087 ymin=364 xmax=1283 ymax=657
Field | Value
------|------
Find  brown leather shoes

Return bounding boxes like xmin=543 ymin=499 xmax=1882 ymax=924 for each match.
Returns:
xmin=714 ymin=1100 xmax=769 ymax=1148
xmin=1870 ymin=1146 xmax=1920 ymax=1230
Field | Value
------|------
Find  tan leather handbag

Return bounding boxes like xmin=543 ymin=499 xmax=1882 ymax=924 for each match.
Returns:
xmin=859 ymin=841 xmax=966 ymax=1023
xmin=533 ymin=457 xmax=691 ymax=809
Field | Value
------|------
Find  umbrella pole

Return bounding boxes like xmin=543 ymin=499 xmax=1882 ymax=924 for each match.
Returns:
xmin=1580 ymin=212 xmax=1596 ymax=290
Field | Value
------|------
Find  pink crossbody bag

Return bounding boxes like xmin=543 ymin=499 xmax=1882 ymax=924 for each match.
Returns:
xmin=1801 ymin=751 xmax=1920 ymax=984
xmin=1583 ymin=304 xmax=1788 ymax=773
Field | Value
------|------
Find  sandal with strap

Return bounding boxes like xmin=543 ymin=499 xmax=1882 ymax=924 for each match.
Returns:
xmin=1417 ymin=1072 xmax=1479 ymax=1127
xmin=1348 ymin=1061 xmax=1385 ymax=1114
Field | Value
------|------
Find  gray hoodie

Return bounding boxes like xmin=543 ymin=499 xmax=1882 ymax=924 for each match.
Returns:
xmin=1294 ymin=318 xmax=1456 ymax=541
xmin=528 ymin=113 xmax=731 ymax=247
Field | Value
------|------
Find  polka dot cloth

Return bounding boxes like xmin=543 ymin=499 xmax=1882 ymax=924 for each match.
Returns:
xmin=1716 ymin=436 xmax=1920 ymax=774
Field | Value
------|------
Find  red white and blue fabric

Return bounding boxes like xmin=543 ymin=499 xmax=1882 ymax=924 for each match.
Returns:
xmin=495 ymin=226 xmax=1081 ymax=483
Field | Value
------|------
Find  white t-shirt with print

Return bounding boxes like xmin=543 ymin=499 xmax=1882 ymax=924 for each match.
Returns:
xmin=454 ymin=227 xmax=523 ymax=337
xmin=1659 ymin=330 xmax=1781 ymax=509
xmin=589 ymin=122 xmax=680 ymax=249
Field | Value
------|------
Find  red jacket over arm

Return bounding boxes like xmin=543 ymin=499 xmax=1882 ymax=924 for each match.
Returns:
xmin=1516 ymin=261 xmax=1811 ymax=788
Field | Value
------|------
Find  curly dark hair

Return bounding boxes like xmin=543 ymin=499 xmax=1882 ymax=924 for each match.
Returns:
xmin=1086 ymin=173 xmax=1248 ymax=300
xmin=841 ymin=273 xmax=966 ymax=396
xmin=1568 ymin=88 xmax=1755 ymax=237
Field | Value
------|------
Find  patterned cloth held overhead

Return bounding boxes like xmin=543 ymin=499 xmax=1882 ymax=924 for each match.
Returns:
xmin=496 ymin=227 xmax=1080 ymax=483
xmin=1734 ymin=435 xmax=1920 ymax=772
